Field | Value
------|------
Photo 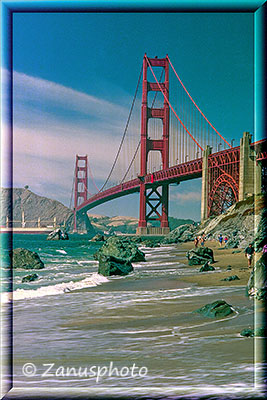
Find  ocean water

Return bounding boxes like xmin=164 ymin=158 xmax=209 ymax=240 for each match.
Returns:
xmin=1 ymin=234 xmax=263 ymax=398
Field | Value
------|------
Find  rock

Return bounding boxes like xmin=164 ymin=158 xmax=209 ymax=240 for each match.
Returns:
xmin=98 ymin=254 xmax=133 ymax=276
xmin=11 ymin=248 xmax=45 ymax=269
xmin=22 ymin=273 xmax=39 ymax=283
xmin=225 ymin=240 xmax=239 ymax=249
xmin=240 ymin=327 xmax=267 ymax=337
xmin=94 ymin=236 xmax=146 ymax=263
xmin=247 ymin=253 xmax=267 ymax=300
xmin=199 ymin=262 xmax=215 ymax=272
xmin=221 ymin=275 xmax=240 ymax=281
xmin=232 ymin=250 xmax=241 ymax=254
xmin=226 ymin=265 xmax=232 ymax=270
xmin=141 ymin=240 xmax=160 ymax=248
xmin=161 ymin=224 xmax=196 ymax=244
xmin=240 ymin=328 xmax=254 ymax=337
xmin=47 ymin=228 xmax=69 ymax=240
xmin=90 ymin=233 xmax=106 ymax=242
xmin=186 ymin=247 xmax=214 ymax=266
xmin=253 ymin=209 xmax=267 ymax=251
xmin=193 ymin=300 xmax=234 ymax=318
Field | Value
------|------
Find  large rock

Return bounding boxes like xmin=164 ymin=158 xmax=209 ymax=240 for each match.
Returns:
xmin=22 ymin=273 xmax=39 ymax=283
xmin=193 ymin=300 xmax=234 ymax=318
xmin=221 ymin=275 xmax=240 ymax=282
xmin=253 ymin=209 xmax=267 ymax=251
xmin=161 ymin=224 xmax=196 ymax=244
xmin=247 ymin=253 xmax=267 ymax=300
xmin=98 ymin=254 xmax=133 ymax=276
xmin=47 ymin=228 xmax=69 ymax=241
xmin=90 ymin=233 xmax=106 ymax=242
xmin=199 ymin=262 xmax=215 ymax=272
xmin=186 ymin=247 xmax=214 ymax=266
xmin=94 ymin=236 xmax=146 ymax=263
xmin=11 ymin=248 xmax=45 ymax=269
xmin=141 ymin=240 xmax=160 ymax=248
xmin=240 ymin=327 xmax=267 ymax=337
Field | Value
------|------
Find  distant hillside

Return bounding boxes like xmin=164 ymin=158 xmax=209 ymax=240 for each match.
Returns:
xmin=88 ymin=213 xmax=195 ymax=234
xmin=0 ymin=188 xmax=94 ymax=233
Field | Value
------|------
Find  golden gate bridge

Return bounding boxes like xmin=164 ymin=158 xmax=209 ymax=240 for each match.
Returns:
xmin=70 ymin=55 xmax=266 ymax=234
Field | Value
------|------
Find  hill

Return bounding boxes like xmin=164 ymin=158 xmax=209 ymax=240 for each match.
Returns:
xmin=0 ymin=188 xmax=94 ymax=233
xmin=88 ymin=213 xmax=195 ymax=234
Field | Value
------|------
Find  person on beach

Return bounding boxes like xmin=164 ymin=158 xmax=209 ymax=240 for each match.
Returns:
xmin=200 ymin=234 xmax=206 ymax=247
xmin=262 ymin=243 xmax=267 ymax=254
xmin=245 ymin=243 xmax=255 ymax=268
xmin=224 ymin=236 xmax=228 ymax=245
xmin=218 ymin=234 xmax=223 ymax=246
xmin=194 ymin=237 xmax=199 ymax=248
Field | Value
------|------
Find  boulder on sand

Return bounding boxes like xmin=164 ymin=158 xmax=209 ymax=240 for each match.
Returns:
xmin=94 ymin=236 xmax=145 ymax=263
xmin=247 ymin=253 xmax=267 ymax=300
xmin=199 ymin=262 xmax=215 ymax=272
xmin=161 ymin=224 xmax=195 ymax=244
xmin=11 ymin=248 xmax=45 ymax=269
xmin=98 ymin=254 xmax=133 ymax=276
xmin=22 ymin=273 xmax=39 ymax=283
xmin=193 ymin=300 xmax=234 ymax=318
xmin=240 ymin=327 xmax=267 ymax=337
xmin=186 ymin=247 xmax=214 ymax=266
xmin=221 ymin=275 xmax=240 ymax=282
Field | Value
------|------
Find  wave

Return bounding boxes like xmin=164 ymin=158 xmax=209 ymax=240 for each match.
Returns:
xmin=2 ymin=273 xmax=109 ymax=302
xmin=56 ymin=249 xmax=67 ymax=254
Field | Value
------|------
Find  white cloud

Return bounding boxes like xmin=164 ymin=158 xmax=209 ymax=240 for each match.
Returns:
xmin=4 ymin=70 xmax=141 ymax=205
xmin=13 ymin=70 xmax=128 ymax=120
xmin=170 ymin=191 xmax=201 ymax=203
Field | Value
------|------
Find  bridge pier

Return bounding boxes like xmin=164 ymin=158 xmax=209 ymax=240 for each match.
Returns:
xmin=239 ymin=132 xmax=262 ymax=201
xmin=201 ymin=145 xmax=212 ymax=222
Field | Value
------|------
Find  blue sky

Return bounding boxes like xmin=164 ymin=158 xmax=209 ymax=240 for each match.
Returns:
xmin=7 ymin=11 xmax=254 ymax=220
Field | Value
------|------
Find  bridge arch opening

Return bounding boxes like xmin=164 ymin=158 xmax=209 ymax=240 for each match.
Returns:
xmin=147 ymin=118 xmax=163 ymax=140
xmin=147 ymin=150 xmax=162 ymax=174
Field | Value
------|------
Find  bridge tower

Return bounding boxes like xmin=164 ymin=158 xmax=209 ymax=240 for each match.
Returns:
xmin=137 ymin=55 xmax=170 ymax=235
xmin=73 ymin=155 xmax=88 ymax=231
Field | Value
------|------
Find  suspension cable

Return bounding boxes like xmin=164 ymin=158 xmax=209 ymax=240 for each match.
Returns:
xmin=167 ymin=55 xmax=231 ymax=148
xmin=99 ymin=64 xmax=143 ymax=192
xmin=145 ymin=55 xmax=203 ymax=151
xmin=88 ymin=160 xmax=99 ymax=192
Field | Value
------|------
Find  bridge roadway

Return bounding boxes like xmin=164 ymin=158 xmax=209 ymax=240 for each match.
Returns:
xmin=76 ymin=145 xmax=244 ymax=213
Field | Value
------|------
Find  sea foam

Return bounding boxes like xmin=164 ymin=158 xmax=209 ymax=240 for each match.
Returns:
xmin=2 ymin=273 xmax=109 ymax=302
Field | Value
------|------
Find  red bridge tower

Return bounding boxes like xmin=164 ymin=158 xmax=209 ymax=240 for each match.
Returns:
xmin=137 ymin=55 xmax=170 ymax=235
xmin=73 ymin=155 xmax=88 ymax=231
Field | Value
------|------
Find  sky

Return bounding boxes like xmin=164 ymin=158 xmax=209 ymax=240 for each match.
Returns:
xmin=3 ymin=11 xmax=254 ymax=220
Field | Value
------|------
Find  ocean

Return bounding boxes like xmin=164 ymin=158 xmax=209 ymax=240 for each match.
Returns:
xmin=1 ymin=234 xmax=264 ymax=398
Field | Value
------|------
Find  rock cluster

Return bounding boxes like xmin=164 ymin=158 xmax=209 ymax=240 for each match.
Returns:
xmin=161 ymin=224 xmax=197 ymax=244
xmin=186 ymin=247 xmax=214 ymax=266
xmin=197 ymin=195 xmax=266 ymax=249
xmin=94 ymin=236 xmax=145 ymax=277
xmin=47 ymin=229 xmax=69 ymax=241
xmin=11 ymin=248 xmax=45 ymax=269
xmin=22 ymin=273 xmax=39 ymax=283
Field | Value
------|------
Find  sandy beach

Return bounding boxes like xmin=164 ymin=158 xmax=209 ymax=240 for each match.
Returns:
xmin=178 ymin=240 xmax=257 ymax=288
